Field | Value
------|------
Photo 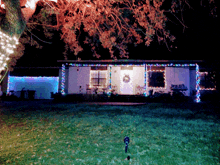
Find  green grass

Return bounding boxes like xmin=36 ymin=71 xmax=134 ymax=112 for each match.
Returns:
xmin=0 ymin=102 xmax=219 ymax=165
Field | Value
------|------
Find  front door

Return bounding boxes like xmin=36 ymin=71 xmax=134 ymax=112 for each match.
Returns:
xmin=120 ymin=69 xmax=133 ymax=94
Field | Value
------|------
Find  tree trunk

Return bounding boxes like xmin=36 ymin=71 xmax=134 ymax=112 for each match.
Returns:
xmin=1 ymin=0 xmax=26 ymax=38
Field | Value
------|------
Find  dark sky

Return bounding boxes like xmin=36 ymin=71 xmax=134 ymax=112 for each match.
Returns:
xmin=15 ymin=3 xmax=219 ymax=67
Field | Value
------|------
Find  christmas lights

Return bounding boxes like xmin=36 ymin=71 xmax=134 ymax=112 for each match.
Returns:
xmin=196 ymin=64 xmax=201 ymax=103
xmin=147 ymin=69 xmax=166 ymax=90
xmin=0 ymin=30 xmax=19 ymax=73
xmin=61 ymin=64 xmax=66 ymax=95
xmin=61 ymin=62 xmax=200 ymax=102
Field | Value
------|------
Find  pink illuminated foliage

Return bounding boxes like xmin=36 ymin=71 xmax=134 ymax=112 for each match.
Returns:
xmin=0 ymin=0 xmax=217 ymax=71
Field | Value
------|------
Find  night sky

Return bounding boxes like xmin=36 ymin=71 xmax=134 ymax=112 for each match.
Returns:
xmin=15 ymin=3 xmax=219 ymax=67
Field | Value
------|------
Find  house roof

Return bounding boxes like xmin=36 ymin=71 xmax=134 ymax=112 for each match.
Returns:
xmin=57 ymin=60 xmax=203 ymax=65
xmin=10 ymin=67 xmax=59 ymax=77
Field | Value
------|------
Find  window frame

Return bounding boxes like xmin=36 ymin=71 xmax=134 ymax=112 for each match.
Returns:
xmin=90 ymin=69 xmax=107 ymax=88
xmin=199 ymin=72 xmax=216 ymax=90
xmin=148 ymin=70 xmax=165 ymax=88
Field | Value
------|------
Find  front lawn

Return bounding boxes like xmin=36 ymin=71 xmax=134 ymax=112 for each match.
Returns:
xmin=0 ymin=101 xmax=219 ymax=164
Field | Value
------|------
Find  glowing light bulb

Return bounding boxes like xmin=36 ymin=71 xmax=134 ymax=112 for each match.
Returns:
xmin=9 ymin=49 xmax=14 ymax=54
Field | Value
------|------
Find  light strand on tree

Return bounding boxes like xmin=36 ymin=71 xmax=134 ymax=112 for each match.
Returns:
xmin=0 ymin=30 xmax=19 ymax=75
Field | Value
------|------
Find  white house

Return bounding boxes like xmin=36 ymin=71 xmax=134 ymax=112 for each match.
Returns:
xmin=58 ymin=60 xmax=206 ymax=102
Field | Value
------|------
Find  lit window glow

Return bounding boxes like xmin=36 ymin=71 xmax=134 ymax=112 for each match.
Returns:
xmin=89 ymin=70 xmax=107 ymax=88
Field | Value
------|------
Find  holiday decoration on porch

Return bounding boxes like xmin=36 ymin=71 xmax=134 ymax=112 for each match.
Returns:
xmin=123 ymin=74 xmax=130 ymax=83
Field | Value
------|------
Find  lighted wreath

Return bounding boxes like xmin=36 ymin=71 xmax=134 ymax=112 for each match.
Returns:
xmin=123 ymin=74 xmax=130 ymax=83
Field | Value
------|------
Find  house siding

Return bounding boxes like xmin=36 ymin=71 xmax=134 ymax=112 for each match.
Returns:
xmin=190 ymin=69 xmax=197 ymax=96
xmin=133 ymin=66 xmax=145 ymax=94
xmin=68 ymin=67 xmax=90 ymax=94
xmin=110 ymin=66 xmax=121 ymax=94
xmin=166 ymin=67 xmax=190 ymax=96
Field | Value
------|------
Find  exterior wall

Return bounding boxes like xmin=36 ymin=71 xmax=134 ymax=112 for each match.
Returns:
xmin=68 ymin=67 xmax=78 ymax=94
xmin=7 ymin=76 xmax=59 ymax=99
xmin=166 ymin=67 xmax=190 ymax=96
xmin=190 ymin=69 xmax=196 ymax=96
xmin=58 ymin=68 xmax=62 ymax=92
xmin=110 ymin=66 xmax=121 ymax=94
xmin=68 ymin=66 xmax=90 ymax=94
xmin=133 ymin=66 xmax=145 ymax=94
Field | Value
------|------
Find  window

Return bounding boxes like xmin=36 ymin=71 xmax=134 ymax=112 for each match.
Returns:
xmin=148 ymin=72 xmax=165 ymax=88
xmin=200 ymin=72 xmax=216 ymax=90
xmin=90 ymin=67 xmax=107 ymax=88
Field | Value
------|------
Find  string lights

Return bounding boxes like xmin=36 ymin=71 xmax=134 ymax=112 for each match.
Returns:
xmin=147 ymin=69 xmax=166 ymax=90
xmin=61 ymin=63 xmax=200 ymax=102
xmin=196 ymin=64 xmax=201 ymax=103
xmin=61 ymin=64 xmax=66 ymax=95
xmin=0 ymin=30 xmax=19 ymax=75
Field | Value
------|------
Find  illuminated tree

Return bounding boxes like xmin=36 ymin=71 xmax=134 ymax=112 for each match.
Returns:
xmin=0 ymin=0 xmax=217 ymax=77
xmin=0 ymin=0 xmax=56 ymax=81
xmin=49 ymin=0 xmax=216 ymax=59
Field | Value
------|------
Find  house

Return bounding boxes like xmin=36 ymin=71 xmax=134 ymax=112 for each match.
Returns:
xmin=57 ymin=60 xmax=208 ymax=102
xmin=2 ymin=67 xmax=59 ymax=99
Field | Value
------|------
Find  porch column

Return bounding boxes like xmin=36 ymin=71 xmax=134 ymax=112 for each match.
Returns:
xmin=61 ymin=64 xmax=66 ymax=95
xmin=196 ymin=64 xmax=201 ymax=102
xmin=144 ymin=63 xmax=147 ymax=96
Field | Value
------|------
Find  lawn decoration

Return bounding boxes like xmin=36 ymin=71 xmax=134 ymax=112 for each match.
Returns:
xmin=124 ymin=136 xmax=129 ymax=153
